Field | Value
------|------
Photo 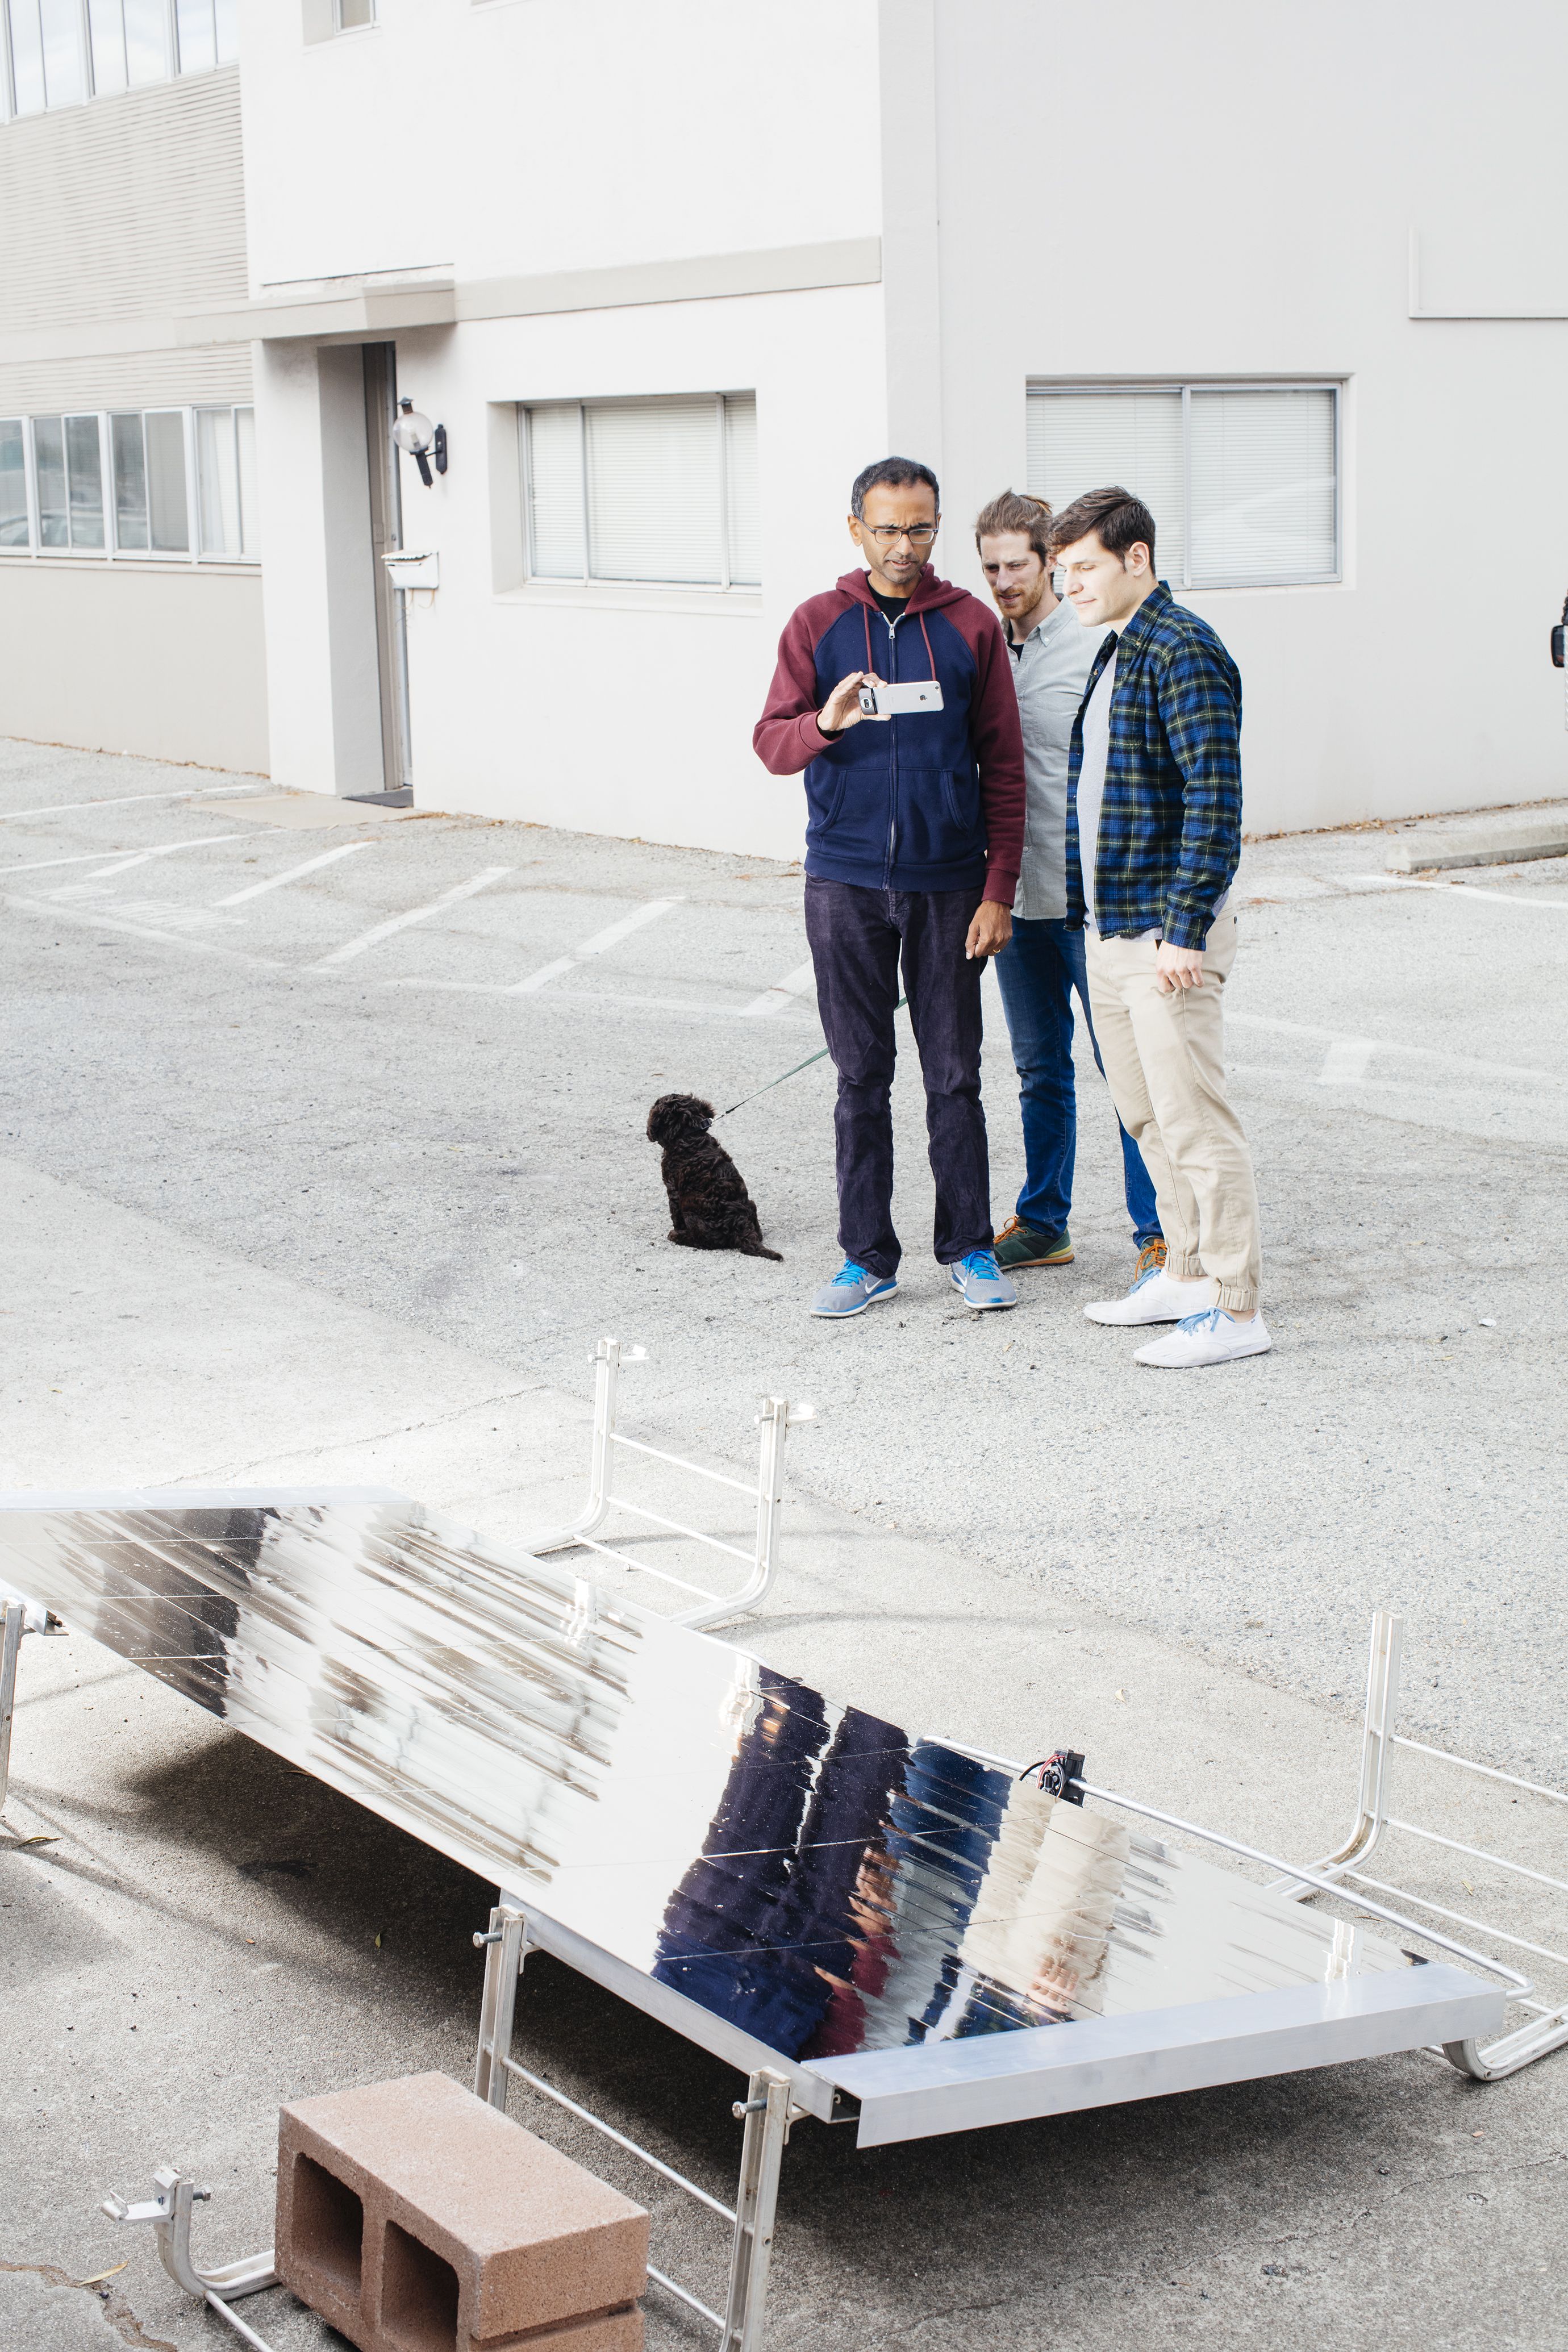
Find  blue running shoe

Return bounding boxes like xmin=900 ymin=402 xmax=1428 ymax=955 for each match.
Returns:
xmin=811 ymin=1261 xmax=899 ymax=1319
xmin=948 ymin=1249 xmax=1019 ymax=1311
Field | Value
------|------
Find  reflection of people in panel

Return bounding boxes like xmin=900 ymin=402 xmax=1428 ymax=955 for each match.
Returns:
xmin=850 ymin=1743 xmax=1015 ymax=2050
xmin=960 ymin=1795 xmax=1132 ymax=2022
xmin=652 ymin=1668 xmax=906 ymax=2061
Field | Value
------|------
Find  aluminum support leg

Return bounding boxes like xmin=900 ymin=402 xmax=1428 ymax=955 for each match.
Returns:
xmin=0 ymin=1598 xmax=23 ymax=1815
xmin=473 ymin=1904 xmax=528 ymax=2111
xmin=722 ymin=2071 xmax=793 ymax=2352
xmin=1270 ymin=1609 xmax=1403 ymax=1899
xmin=532 ymin=1339 xmax=642 ymax=1553
xmin=675 ymin=1396 xmax=798 ymax=1632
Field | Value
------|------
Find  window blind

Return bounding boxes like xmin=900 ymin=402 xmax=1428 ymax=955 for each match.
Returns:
xmin=1027 ymin=383 xmax=1339 ymax=589
xmin=1027 ymin=389 xmax=1185 ymax=583
xmin=587 ymin=398 xmax=724 ymax=585
xmin=526 ymin=404 xmax=586 ymax=579
xmin=525 ymin=392 xmax=759 ymax=589
xmin=1188 ymin=388 xmax=1336 ymax=587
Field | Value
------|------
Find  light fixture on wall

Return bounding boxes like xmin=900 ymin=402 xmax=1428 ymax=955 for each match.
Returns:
xmin=393 ymin=398 xmax=447 ymax=487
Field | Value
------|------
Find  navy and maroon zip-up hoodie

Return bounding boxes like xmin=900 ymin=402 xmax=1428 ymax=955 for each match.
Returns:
xmin=753 ymin=565 xmax=1025 ymax=903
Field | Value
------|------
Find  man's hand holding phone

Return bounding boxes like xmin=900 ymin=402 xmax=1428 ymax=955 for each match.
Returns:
xmin=818 ymin=672 xmax=879 ymax=736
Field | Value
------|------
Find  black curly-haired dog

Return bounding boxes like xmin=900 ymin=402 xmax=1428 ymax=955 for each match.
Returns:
xmin=647 ymin=1093 xmax=782 ymax=1261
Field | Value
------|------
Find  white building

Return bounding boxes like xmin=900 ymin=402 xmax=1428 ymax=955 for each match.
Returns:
xmin=4 ymin=0 xmax=1566 ymax=846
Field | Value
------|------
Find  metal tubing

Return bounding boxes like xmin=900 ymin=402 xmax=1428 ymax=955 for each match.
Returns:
xmin=1071 ymin=1775 xmax=1531 ymax=1995
xmin=600 ymin=1499 xmax=756 ymax=1565
xmin=0 ymin=1597 xmax=23 ymax=1813
xmin=647 ymin=2262 xmax=726 ymax=2332
xmin=721 ymin=2071 xmax=792 ymax=2352
xmin=472 ymin=1906 xmax=527 ymax=2111
xmin=500 ymin=2054 xmax=736 ymax=2221
xmin=1269 ymin=1610 xmax=1402 ymax=1900
xmin=1346 ymin=1870 xmax=1568 ymax=1971
xmin=531 ymin=1339 xmax=639 ymax=1552
xmin=203 ymin=2290 xmax=279 ymax=2351
xmin=1444 ymin=2011 xmax=1568 ymax=2080
xmin=676 ymin=1398 xmax=791 ymax=1632
xmin=610 ymin=1432 xmax=760 ymax=1498
xmin=1383 ymin=1816 xmax=1568 ymax=1898
xmin=1392 ymin=1735 xmax=1568 ymax=1807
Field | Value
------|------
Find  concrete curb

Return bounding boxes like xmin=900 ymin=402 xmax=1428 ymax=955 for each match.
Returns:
xmin=1385 ymin=809 xmax=1568 ymax=870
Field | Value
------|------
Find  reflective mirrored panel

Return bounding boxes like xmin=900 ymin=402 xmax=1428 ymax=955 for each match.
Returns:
xmin=0 ymin=1495 xmax=1413 ymax=2068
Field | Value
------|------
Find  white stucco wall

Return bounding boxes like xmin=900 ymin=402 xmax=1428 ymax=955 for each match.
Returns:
xmin=927 ymin=0 xmax=1568 ymax=835
xmin=385 ymin=286 xmax=887 ymax=854
xmin=0 ymin=561 xmax=268 ymax=773
xmin=237 ymin=0 xmax=880 ymax=290
xmin=241 ymin=0 xmax=1568 ymax=847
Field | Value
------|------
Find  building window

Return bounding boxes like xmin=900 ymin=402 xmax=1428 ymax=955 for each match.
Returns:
xmin=0 ymin=405 xmax=255 ymax=560
xmin=195 ymin=402 xmax=256 ymax=555
xmin=335 ymin=0 xmax=374 ymax=26
xmin=521 ymin=393 xmax=760 ymax=590
xmin=0 ymin=417 xmax=28 ymax=547
xmin=1027 ymin=383 xmax=1340 ymax=590
xmin=111 ymin=408 xmax=190 ymax=550
xmin=1 ymin=0 xmax=236 ymax=119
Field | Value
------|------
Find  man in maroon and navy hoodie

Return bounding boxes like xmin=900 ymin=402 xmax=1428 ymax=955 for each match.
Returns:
xmin=753 ymin=456 xmax=1026 ymax=1320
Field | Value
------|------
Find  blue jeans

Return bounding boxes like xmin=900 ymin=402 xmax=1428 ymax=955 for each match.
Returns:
xmin=992 ymin=916 xmax=1162 ymax=1247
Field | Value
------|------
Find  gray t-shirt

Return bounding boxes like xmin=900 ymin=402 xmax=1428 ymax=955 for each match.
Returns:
xmin=1006 ymin=597 xmax=1102 ymax=921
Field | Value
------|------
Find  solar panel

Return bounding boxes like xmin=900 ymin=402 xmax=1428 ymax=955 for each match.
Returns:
xmin=0 ymin=1490 xmax=1501 ymax=2144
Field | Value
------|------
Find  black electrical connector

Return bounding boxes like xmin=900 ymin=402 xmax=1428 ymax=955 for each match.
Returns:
xmin=1017 ymin=1748 xmax=1085 ymax=1803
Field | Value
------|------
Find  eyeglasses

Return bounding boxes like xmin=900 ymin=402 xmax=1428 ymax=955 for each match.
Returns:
xmin=860 ymin=522 xmax=939 ymax=547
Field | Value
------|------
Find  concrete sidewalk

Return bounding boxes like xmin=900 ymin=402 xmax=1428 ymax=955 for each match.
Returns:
xmin=2 ymin=1156 xmax=1564 ymax=2351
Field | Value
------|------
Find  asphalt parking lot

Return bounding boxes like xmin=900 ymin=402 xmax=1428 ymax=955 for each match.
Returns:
xmin=2 ymin=736 xmax=1566 ymax=2350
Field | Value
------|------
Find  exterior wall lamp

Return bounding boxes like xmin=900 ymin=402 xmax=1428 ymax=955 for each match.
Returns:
xmin=393 ymin=398 xmax=448 ymax=487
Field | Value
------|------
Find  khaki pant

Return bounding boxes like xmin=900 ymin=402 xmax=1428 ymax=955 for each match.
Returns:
xmin=1083 ymin=915 xmax=1261 ymax=1312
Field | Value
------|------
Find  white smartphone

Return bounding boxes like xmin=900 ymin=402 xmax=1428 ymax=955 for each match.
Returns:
xmin=858 ymin=679 xmax=945 ymax=719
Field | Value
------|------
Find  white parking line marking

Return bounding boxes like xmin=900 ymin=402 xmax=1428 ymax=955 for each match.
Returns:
xmin=214 ymin=840 xmax=374 ymax=906
xmin=309 ymin=866 xmax=512 ymax=970
xmin=7 ymin=891 xmax=284 ymax=965
xmin=0 ymin=784 xmax=266 ymax=823
xmin=3 ymin=832 xmax=260 ymax=880
xmin=507 ymin=897 xmax=681 ymax=994
xmin=76 ymin=832 xmax=260 ymax=882
xmin=1349 ymin=873 xmax=1568 ymax=911
xmin=741 ymin=957 xmax=816 ymax=1017
xmin=1319 ymin=1038 xmax=1377 ymax=1083
xmin=1231 ymin=1011 xmax=1558 ymax=1087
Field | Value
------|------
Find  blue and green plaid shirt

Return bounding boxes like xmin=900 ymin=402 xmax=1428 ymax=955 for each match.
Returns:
xmin=1066 ymin=582 xmax=1242 ymax=950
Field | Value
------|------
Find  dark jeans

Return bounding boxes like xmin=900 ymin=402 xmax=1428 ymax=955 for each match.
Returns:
xmin=803 ymin=877 xmax=992 ymax=1279
xmin=992 ymin=915 xmax=1162 ymax=1247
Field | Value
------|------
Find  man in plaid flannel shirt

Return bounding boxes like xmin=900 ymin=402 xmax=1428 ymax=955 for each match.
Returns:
xmin=1050 ymin=485 xmax=1269 ymax=1368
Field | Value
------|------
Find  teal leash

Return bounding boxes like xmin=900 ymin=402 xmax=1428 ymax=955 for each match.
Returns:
xmin=718 ymin=996 xmax=907 ymax=1119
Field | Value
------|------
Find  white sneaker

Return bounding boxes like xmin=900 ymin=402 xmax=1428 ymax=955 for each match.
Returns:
xmin=1083 ymin=1266 xmax=1216 ymax=1327
xmin=1135 ymin=1308 xmax=1273 ymax=1367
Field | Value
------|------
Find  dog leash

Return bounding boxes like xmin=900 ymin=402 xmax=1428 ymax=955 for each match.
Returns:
xmin=717 ymin=996 xmax=907 ymax=1119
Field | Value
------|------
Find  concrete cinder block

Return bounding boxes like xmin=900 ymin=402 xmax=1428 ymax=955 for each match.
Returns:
xmin=276 ymin=2071 xmax=648 ymax=2351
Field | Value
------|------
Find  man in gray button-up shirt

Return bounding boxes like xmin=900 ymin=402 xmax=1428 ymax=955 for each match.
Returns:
xmin=974 ymin=491 xmax=1162 ymax=1274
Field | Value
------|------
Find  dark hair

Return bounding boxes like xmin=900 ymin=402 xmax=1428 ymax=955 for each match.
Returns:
xmin=1047 ymin=484 xmax=1157 ymax=569
xmin=974 ymin=488 xmax=1053 ymax=567
xmin=850 ymin=456 xmax=940 ymax=519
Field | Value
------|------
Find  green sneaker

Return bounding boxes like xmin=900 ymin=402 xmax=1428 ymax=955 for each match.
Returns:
xmin=992 ymin=1217 xmax=1074 ymax=1269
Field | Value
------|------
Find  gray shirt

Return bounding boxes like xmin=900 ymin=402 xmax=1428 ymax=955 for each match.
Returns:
xmin=1004 ymin=595 xmax=1103 ymax=920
